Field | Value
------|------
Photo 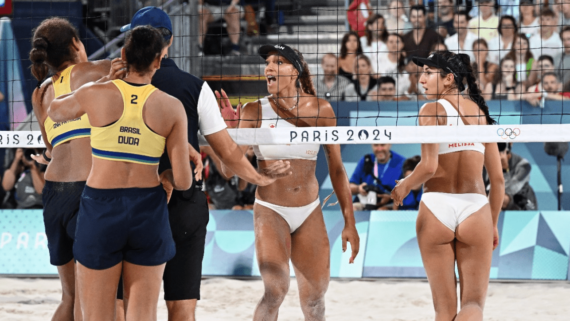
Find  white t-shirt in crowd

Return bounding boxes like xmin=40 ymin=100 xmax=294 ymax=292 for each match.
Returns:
xmin=376 ymin=57 xmax=411 ymax=96
xmin=529 ymin=32 xmax=563 ymax=62
xmin=520 ymin=18 xmax=540 ymax=39
xmin=487 ymin=35 xmax=513 ymax=64
xmin=360 ymin=36 xmax=388 ymax=75
xmin=197 ymin=82 xmax=227 ymax=136
xmin=445 ymin=31 xmax=479 ymax=62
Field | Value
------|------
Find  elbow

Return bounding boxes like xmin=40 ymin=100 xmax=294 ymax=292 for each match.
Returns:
xmin=423 ymin=162 xmax=438 ymax=176
xmin=173 ymin=172 xmax=193 ymax=191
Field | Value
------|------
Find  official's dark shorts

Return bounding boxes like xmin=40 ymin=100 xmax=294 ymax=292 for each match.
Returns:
xmin=117 ymin=187 xmax=209 ymax=301
xmin=73 ymin=185 xmax=176 ymax=270
xmin=42 ymin=181 xmax=86 ymax=266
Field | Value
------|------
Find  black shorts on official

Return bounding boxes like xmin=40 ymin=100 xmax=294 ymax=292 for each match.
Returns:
xmin=117 ymin=187 xmax=209 ymax=301
xmin=42 ymin=181 xmax=86 ymax=266
xmin=73 ymin=185 xmax=176 ymax=270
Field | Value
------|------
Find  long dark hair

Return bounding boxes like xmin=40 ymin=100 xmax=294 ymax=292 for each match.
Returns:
xmin=506 ymin=33 xmax=533 ymax=64
xmin=365 ymin=14 xmax=389 ymax=46
xmin=29 ymin=17 xmax=80 ymax=84
xmin=388 ymin=33 xmax=406 ymax=73
xmin=493 ymin=56 xmax=517 ymax=86
xmin=293 ymin=49 xmax=316 ymax=96
xmin=123 ymin=26 xmax=164 ymax=74
xmin=340 ymin=31 xmax=363 ymax=59
xmin=438 ymin=51 xmax=496 ymax=125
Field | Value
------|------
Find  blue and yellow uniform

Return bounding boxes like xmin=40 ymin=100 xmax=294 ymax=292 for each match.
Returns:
xmin=44 ymin=65 xmax=91 ymax=148
xmin=74 ymin=80 xmax=175 ymax=270
xmin=42 ymin=64 xmax=90 ymax=266
xmin=90 ymin=79 xmax=165 ymax=165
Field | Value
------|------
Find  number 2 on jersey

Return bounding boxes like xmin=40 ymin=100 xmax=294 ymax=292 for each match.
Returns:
xmin=131 ymin=95 xmax=138 ymax=104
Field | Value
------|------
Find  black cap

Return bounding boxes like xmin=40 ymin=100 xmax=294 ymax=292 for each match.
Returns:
xmin=412 ymin=52 xmax=468 ymax=91
xmin=258 ymin=44 xmax=304 ymax=75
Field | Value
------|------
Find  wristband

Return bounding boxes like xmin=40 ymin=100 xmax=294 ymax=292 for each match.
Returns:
xmin=42 ymin=150 xmax=52 ymax=163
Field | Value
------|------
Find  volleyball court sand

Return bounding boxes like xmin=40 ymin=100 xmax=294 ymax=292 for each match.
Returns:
xmin=1 ymin=277 xmax=569 ymax=320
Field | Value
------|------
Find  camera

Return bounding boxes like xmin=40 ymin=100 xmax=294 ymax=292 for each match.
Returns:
xmin=24 ymin=149 xmax=35 ymax=162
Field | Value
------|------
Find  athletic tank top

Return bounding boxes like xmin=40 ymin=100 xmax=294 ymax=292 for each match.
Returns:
xmin=90 ymin=80 xmax=165 ymax=165
xmin=44 ymin=65 xmax=91 ymax=147
xmin=435 ymin=99 xmax=485 ymax=155
xmin=253 ymin=97 xmax=320 ymax=161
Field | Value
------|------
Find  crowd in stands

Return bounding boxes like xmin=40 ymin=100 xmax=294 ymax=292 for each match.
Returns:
xmin=315 ymin=0 xmax=570 ymax=103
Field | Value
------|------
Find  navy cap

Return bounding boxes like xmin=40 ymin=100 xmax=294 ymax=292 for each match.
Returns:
xmin=120 ymin=6 xmax=172 ymax=39
xmin=258 ymin=44 xmax=304 ymax=75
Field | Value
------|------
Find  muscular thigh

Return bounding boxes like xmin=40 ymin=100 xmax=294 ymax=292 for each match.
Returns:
xmin=254 ymin=203 xmax=292 ymax=270
xmin=290 ymin=207 xmax=330 ymax=279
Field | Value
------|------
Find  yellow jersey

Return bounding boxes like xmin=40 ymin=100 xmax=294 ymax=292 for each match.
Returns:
xmin=44 ymin=65 xmax=91 ymax=148
xmin=90 ymin=80 xmax=165 ymax=165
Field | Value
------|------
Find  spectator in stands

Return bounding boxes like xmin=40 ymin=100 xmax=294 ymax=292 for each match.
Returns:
xmin=361 ymin=14 xmax=389 ymax=75
xmin=338 ymin=31 xmax=363 ymax=82
xmin=519 ymin=0 xmax=540 ymax=39
xmin=483 ymin=56 xmax=523 ymax=100
xmin=529 ymin=8 xmax=563 ymax=63
xmin=468 ymin=0 xmax=499 ymax=41
xmin=484 ymin=143 xmax=537 ymax=210
xmin=376 ymin=33 xmax=411 ymax=96
xmin=472 ymin=39 xmax=499 ymax=90
xmin=526 ymin=55 xmax=556 ymax=93
xmin=393 ymin=155 xmax=423 ymax=211
xmin=403 ymin=5 xmax=443 ymax=59
xmin=2 ymin=148 xmax=45 ymax=209
xmin=315 ymin=53 xmax=351 ymax=101
xmin=555 ymin=0 xmax=570 ymax=29
xmin=198 ymin=0 xmax=244 ymax=56
xmin=507 ymin=33 xmax=534 ymax=83
xmin=487 ymin=15 xmax=517 ymax=64
xmin=526 ymin=72 xmax=570 ymax=106
xmin=349 ymin=144 xmax=405 ymax=211
xmin=385 ymin=0 xmax=412 ymax=35
xmin=371 ymin=76 xmax=396 ymax=101
xmin=430 ymin=41 xmax=448 ymax=52
xmin=556 ymin=26 xmax=570 ymax=85
xmin=445 ymin=11 xmax=478 ymax=61
xmin=344 ymin=55 xmax=378 ymax=101
xmin=429 ymin=0 xmax=456 ymax=38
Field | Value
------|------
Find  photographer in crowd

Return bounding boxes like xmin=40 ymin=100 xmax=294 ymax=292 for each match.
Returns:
xmin=2 ymin=148 xmax=45 ymax=209
xmin=349 ymin=144 xmax=405 ymax=210
xmin=484 ymin=143 xmax=537 ymax=210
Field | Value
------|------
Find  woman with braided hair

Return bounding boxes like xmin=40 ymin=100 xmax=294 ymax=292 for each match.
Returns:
xmin=29 ymin=17 xmax=117 ymax=320
xmin=216 ymin=44 xmax=359 ymax=320
xmin=391 ymin=51 xmax=505 ymax=320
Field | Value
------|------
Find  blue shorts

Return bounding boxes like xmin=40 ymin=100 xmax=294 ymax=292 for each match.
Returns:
xmin=74 ymin=185 xmax=176 ymax=270
xmin=42 ymin=181 xmax=86 ymax=266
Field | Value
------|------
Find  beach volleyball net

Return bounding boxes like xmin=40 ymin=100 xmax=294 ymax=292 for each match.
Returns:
xmin=1 ymin=0 xmax=569 ymax=148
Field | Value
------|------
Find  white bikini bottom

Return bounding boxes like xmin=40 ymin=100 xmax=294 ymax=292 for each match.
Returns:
xmin=254 ymin=198 xmax=321 ymax=233
xmin=421 ymin=192 xmax=489 ymax=232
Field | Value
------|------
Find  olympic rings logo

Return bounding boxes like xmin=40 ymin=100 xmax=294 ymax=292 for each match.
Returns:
xmin=497 ymin=128 xmax=521 ymax=140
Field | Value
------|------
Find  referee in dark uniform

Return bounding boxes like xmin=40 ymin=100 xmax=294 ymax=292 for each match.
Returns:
xmin=117 ymin=7 xmax=291 ymax=320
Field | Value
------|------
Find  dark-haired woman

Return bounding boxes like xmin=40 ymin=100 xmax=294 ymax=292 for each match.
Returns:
xmin=219 ymin=44 xmax=359 ymax=320
xmin=483 ymin=56 xmax=522 ymax=101
xmin=472 ymin=39 xmax=498 ymax=90
xmin=377 ymin=33 xmax=410 ymax=95
xmin=487 ymin=15 xmax=517 ymax=64
xmin=361 ymin=14 xmax=389 ymax=74
xmin=30 ymin=17 xmax=114 ymax=320
xmin=48 ymin=26 xmax=191 ymax=320
xmin=507 ymin=34 xmax=534 ymax=85
xmin=392 ymin=52 xmax=504 ymax=320
xmin=338 ymin=31 xmax=363 ymax=82
xmin=344 ymin=55 xmax=377 ymax=101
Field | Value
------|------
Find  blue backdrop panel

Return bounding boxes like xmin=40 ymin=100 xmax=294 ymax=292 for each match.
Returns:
xmin=0 ymin=210 xmax=55 ymax=274
xmin=1 ymin=210 xmax=569 ymax=280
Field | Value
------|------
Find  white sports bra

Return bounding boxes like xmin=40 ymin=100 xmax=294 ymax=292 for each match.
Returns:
xmin=435 ymin=99 xmax=485 ymax=155
xmin=253 ymin=97 xmax=320 ymax=161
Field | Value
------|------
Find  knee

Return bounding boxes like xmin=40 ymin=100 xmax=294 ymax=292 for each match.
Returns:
xmin=460 ymin=301 xmax=484 ymax=317
xmin=302 ymin=295 xmax=326 ymax=317
xmin=262 ymin=281 xmax=289 ymax=307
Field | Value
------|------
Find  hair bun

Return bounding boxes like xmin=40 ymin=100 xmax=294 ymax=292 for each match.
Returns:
xmin=33 ymin=37 xmax=49 ymax=50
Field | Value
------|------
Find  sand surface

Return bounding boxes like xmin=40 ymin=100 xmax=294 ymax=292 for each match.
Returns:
xmin=1 ymin=277 xmax=569 ymax=320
